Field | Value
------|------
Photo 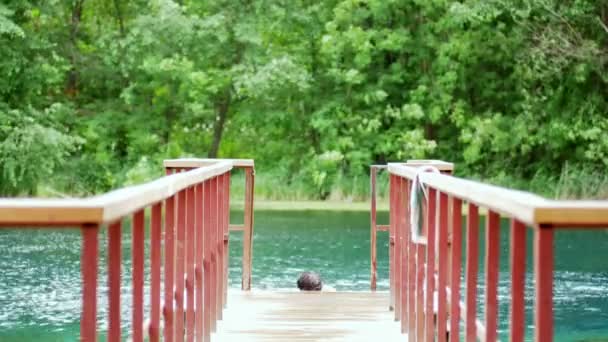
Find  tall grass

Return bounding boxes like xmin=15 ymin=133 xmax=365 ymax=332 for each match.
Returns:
xmin=231 ymin=164 xmax=608 ymax=202
xmin=230 ymin=168 xmax=390 ymax=202
xmin=553 ymin=164 xmax=608 ymax=199
xmin=487 ymin=163 xmax=608 ymax=200
xmin=39 ymin=160 xmax=608 ymax=202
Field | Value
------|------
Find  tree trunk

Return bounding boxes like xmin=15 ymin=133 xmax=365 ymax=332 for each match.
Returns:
xmin=66 ymin=0 xmax=85 ymax=97
xmin=208 ymin=92 xmax=231 ymax=158
xmin=208 ymin=9 xmax=245 ymax=158
xmin=424 ymin=123 xmax=435 ymax=141
xmin=113 ymin=0 xmax=125 ymax=37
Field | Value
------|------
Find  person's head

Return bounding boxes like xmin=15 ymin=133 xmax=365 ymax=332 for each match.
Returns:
xmin=297 ymin=271 xmax=322 ymax=291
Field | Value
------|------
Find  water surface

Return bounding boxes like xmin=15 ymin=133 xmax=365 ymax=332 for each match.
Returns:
xmin=0 ymin=210 xmax=606 ymax=341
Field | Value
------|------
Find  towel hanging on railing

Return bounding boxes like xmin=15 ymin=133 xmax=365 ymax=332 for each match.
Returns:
xmin=409 ymin=166 xmax=440 ymax=241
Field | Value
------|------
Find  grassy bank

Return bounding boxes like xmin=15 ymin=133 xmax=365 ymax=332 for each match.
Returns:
xmin=229 ymin=165 xmax=608 ymax=203
xmin=230 ymin=200 xmax=496 ymax=216
xmin=231 ymin=200 xmax=388 ymax=211
xmin=487 ymin=165 xmax=608 ymax=200
xmin=37 ymin=163 xmax=608 ymax=204
xmin=229 ymin=168 xmax=389 ymax=202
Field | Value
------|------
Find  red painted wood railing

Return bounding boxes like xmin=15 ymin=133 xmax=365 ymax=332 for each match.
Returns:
xmin=372 ymin=159 xmax=608 ymax=341
xmin=0 ymin=158 xmax=254 ymax=342
xmin=370 ymin=164 xmax=389 ymax=292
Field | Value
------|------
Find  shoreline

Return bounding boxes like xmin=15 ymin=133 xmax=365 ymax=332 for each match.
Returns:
xmin=231 ymin=199 xmax=489 ymax=216
xmin=231 ymin=200 xmax=388 ymax=211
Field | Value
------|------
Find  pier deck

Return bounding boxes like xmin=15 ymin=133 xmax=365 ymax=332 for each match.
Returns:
xmin=214 ymin=291 xmax=404 ymax=341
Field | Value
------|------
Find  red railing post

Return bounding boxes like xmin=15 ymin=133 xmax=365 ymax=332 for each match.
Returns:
xmin=132 ymin=210 xmax=145 ymax=342
xmin=185 ymin=186 xmax=196 ymax=342
xmin=217 ymin=175 xmax=225 ymax=321
xmin=242 ymin=167 xmax=255 ymax=290
xmin=510 ymin=219 xmax=527 ymax=342
xmin=80 ymin=224 xmax=99 ymax=342
xmin=400 ymin=177 xmax=409 ymax=333
xmin=465 ymin=203 xmax=479 ymax=341
xmin=223 ymin=173 xmax=231 ymax=308
xmin=210 ymin=177 xmax=218 ymax=332
xmin=164 ymin=195 xmax=176 ymax=342
xmin=195 ymin=184 xmax=204 ymax=341
xmin=175 ymin=188 xmax=187 ymax=342
xmin=394 ymin=176 xmax=402 ymax=321
xmin=535 ymin=225 xmax=554 ymax=342
xmin=415 ymin=242 xmax=425 ymax=340
xmin=370 ymin=167 xmax=378 ymax=291
xmin=484 ymin=210 xmax=500 ymax=341
xmin=449 ymin=197 xmax=463 ymax=340
xmin=389 ymin=174 xmax=397 ymax=311
xmin=203 ymin=180 xmax=212 ymax=342
xmin=437 ymin=192 xmax=449 ymax=342
xmin=425 ymin=188 xmax=437 ymax=341
xmin=215 ymin=176 xmax=223 ymax=323
xmin=108 ymin=220 xmax=122 ymax=342
xmin=407 ymin=183 xmax=416 ymax=342
xmin=150 ymin=203 xmax=162 ymax=342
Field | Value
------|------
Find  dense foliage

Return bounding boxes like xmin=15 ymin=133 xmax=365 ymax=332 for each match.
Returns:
xmin=2 ymin=0 xmax=608 ymax=199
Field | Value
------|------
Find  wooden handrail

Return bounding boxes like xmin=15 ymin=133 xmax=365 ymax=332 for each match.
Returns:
xmin=385 ymin=159 xmax=608 ymax=342
xmin=164 ymin=158 xmax=254 ymax=168
xmin=0 ymin=160 xmax=234 ymax=225
xmin=388 ymin=163 xmax=608 ymax=226
xmin=369 ymin=161 xmax=454 ymax=293
xmin=1 ymin=157 xmax=250 ymax=341
xmin=164 ymin=157 xmax=256 ymax=291
xmin=400 ymin=159 xmax=454 ymax=171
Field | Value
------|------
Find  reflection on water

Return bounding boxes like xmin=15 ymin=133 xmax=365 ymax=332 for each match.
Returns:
xmin=0 ymin=210 xmax=607 ymax=341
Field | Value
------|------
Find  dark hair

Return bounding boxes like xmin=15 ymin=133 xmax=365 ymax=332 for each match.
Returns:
xmin=297 ymin=271 xmax=322 ymax=291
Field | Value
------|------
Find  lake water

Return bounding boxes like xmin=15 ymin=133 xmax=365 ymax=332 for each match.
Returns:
xmin=0 ymin=210 xmax=607 ymax=341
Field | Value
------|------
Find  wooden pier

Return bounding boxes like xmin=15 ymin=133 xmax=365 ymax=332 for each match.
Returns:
xmin=214 ymin=291 xmax=404 ymax=341
xmin=1 ymin=157 xmax=608 ymax=341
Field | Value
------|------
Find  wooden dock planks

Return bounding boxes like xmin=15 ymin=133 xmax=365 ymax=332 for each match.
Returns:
xmin=214 ymin=291 xmax=405 ymax=341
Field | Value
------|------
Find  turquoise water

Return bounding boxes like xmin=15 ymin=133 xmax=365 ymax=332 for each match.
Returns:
xmin=0 ymin=210 xmax=607 ymax=341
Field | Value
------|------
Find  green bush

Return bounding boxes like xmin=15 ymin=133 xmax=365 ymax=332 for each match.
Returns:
xmin=0 ymin=104 xmax=81 ymax=196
